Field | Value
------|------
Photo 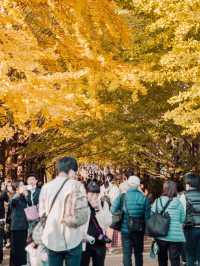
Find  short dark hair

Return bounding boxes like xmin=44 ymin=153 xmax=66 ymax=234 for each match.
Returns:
xmin=107 ymin=173 xmax=114 ymax=182
xmin=87 ymin=181 xmax=100 ymax=193
xmin=184 ymin=172 xmax=200 ymax=189
xmin=163 ymin=181 xmax=177 ymax=198
xmin=56 ymin=157 xmax=78 ymax=174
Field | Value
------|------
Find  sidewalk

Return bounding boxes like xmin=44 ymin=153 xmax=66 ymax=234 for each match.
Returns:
xmin=105 ymin=254 xmax=158 ymax=266
xmin=3 ymin=249 xmax=158 ymax=266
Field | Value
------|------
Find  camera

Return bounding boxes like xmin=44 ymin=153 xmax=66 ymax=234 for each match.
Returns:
xmin=98 ymin=234 xmax=112 ymax=244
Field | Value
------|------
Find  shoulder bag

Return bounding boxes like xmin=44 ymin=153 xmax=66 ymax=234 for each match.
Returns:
xmin=146 ymin=198 xmax=172 ymax=238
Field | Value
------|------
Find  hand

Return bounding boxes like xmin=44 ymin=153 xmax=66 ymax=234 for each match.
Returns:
xmin=86 ymin=235 xmax=95 ymax=245
xmin=18 ymin=186 xmax=24 ymax=194
xmin=23 ymin=190 xmax=28 ymax=197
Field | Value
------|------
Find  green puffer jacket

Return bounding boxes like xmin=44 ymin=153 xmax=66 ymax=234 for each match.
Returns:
xmin=111 ymin=188 xmax=150 ymax=234
xmin=151 ymin=196 xmax=186 ymax=242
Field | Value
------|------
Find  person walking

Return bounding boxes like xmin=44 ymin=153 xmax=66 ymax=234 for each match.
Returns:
xmin=81 ymin=181 xmax=112 ymax=266
xmin=39 ymin=157 xmax=89 ymax=266
xmin=5 ymin=182 xmax=15 ymax=249
xmin=183 ymin=172 xmax=200 ymax=266
xmin=9 ymin=182 xmax=28 ymax=266
xmin=111 ymin=175 xmax=150 ymax=266
xmin=152 ymin=181 xmax=185 ymax=266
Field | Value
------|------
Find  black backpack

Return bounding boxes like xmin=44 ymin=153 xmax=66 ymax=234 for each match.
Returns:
xmin=146 ymin=198 xmax=172 ymax=238
xmin=185 ymin=192 xmax=200 ymax=227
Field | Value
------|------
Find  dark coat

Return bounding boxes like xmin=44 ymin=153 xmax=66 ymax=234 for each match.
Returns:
xmin=26 ymin=187 xmax=41 ymax=206
xmin=185 ymin=190 xmax=200 ymax=227
xmin=0 ymin=191 xmax=9 ymax=219
xmin=111 ymin=188 xmax=150 ymax=234
xmin=10 ymin=194 xmax=28 ymax=231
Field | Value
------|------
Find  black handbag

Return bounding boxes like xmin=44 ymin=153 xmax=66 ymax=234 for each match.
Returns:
xmin=110 ymin=194 xmax=125 ymax=231
xmin=146 ymin=198 xmax=172 ymax=238
xmin=124 ymin=196 xmax=145 ymax=233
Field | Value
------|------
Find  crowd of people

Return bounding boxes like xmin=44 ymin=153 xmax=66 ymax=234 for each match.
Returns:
xmin=0 ymin=157 xmax=199 ymax=266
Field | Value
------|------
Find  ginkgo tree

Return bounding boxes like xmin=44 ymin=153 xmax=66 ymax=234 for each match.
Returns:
xmin=0 ymin=0 xmax=148 ymax=179
xmin=113 ymin=0 xmax=200 ymax=174
xmin=1 ymin=0 xmax=200 ymax=180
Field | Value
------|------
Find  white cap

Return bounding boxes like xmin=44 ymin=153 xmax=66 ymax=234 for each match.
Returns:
xmin=127 ymin=176 xmax=140 ymax=188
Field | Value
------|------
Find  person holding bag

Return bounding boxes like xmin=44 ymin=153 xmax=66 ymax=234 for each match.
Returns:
xmin=24 ymin=175 xmax=41 ymax=223
xmin=151 ymin=181 xmax=185 ymax=266
xmin=39 ymin=157 xmax=89 ymax=266
xmin=111 ymin=176 xmax=150 ymax=266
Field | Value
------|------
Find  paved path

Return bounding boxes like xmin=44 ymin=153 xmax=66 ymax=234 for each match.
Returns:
xmin=3 ymin=250 xmax=158 ymax=265
xmin=105 ymin=254 xmax=157 ymax=266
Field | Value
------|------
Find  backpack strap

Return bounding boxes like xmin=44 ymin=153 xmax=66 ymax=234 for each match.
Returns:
xmin=91 ymin=215 xmax=103 ymax=235
xmin=48 ymin=178 xmax=69 ymax=216
xmin=155 ymin=199 xmax=158 ymax=213
xmin=160 ymin=198 xmax=172 ymax=215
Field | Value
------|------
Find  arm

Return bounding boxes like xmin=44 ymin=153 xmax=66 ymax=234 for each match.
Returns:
xmin=24 ymin=191 xmax=32 ymax=206
xmin=151 ymin=199 xmax=157 ymax=214
xmin=179 ymin=201 xmax=186 ymax=224
xmin=110 ymin=185 xmax=120 ymax=204
xmin=144 ymin=197 xmax=151 ymax=220
xmin=10 ymin=194 xmax=23 ymax=208
xmin=39 ymin=185 xmax=47 ymax=217
xmin=0 ymin=191 xmax=9 ymax=202
xmin=111 ymin=194 xmax=122 ymax=214
xmin=34 ymin=188 xmax=41 ymax=205
xmin=179 ymin=193 xmax=186 ymax=213
xmin=4 ymin=191 xmax=9 ymax=203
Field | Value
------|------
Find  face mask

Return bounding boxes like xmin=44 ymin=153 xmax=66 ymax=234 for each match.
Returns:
xmin=87 ymin=193 xmax=99 ymax=208
xmin=7 ymin=186 xmax=13 ymax=193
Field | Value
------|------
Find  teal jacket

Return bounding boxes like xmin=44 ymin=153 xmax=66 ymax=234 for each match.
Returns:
xmin=111 ymin=188 xmax=150 ymax=234
xmin=151 ymin=196 xmax=186 ymax=242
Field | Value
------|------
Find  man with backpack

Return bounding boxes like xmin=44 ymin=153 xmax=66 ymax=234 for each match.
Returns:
xmin=111 ymin=175 xmax=150 ymax=266
xmin=39 ymin=157 xmax=89 ymax=266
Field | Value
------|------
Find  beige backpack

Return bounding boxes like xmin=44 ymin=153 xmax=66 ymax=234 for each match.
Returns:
xmin=61 ymin=182 xmax=89 ymax=228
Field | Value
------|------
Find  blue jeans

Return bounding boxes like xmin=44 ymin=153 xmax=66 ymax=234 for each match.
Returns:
xmin=48 ymin=243 xmax=82 ymax=266
xmin=185 ymin=227 xmax=200 ymax=266
xmin=121 ymin=232 xmax=144 ymax=266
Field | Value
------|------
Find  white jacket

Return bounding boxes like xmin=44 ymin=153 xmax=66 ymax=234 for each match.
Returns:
xmin=39 ymin=174 xmax=88 ymax=252
xmin=83 ymin=200 xmax=112 ymax=251
xmin=100 ymin=182 xmax=120 ymax=204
